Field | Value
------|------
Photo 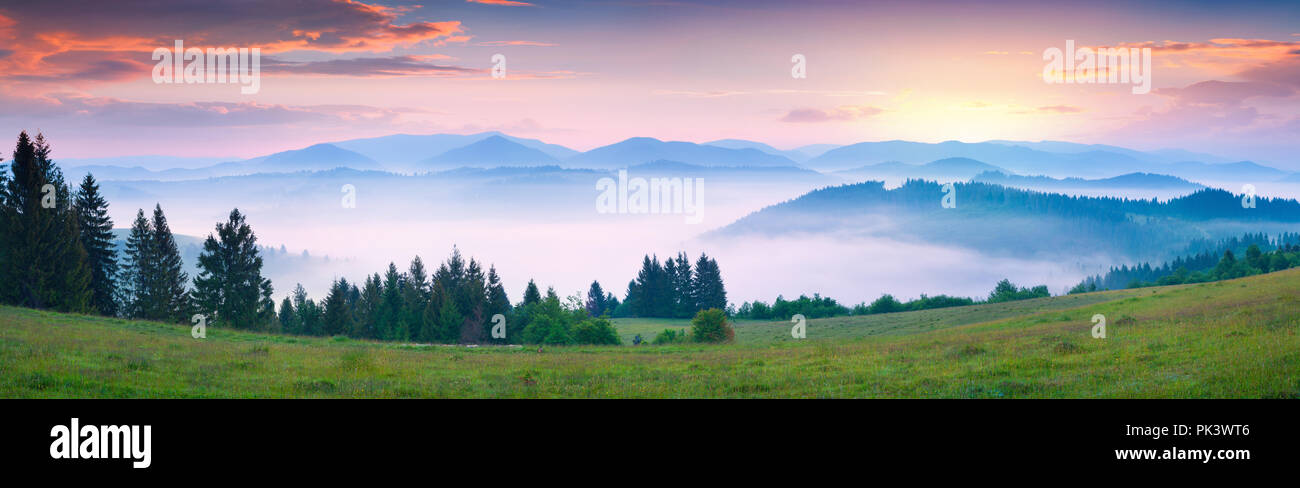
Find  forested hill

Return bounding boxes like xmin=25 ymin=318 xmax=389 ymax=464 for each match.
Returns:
xmin=713 ymin=180 xmax=1300 ymax=262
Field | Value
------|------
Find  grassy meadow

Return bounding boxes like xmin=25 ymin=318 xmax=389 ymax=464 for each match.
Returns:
xmin=2 ymin=268 xmax=1298 ymax=398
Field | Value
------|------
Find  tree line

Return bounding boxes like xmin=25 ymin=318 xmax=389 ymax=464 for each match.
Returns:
xmin=733 ymin=279 xmax=1047 ymax=321
xmin=1 ymin=131 xmax=274 ymax=329
xmin=1071 ymin=233 xmax=1300 ymax=292
xmin=616 ymin=252 xmax=727 ymax=318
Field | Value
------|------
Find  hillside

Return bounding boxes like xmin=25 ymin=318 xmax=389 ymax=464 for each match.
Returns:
xmin=714 ymin=180 xmax=1300 ymax=262
xmin=3 ymin=268 xmax=1298 ymax=398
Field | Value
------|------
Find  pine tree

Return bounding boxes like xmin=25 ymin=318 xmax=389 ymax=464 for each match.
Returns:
xmin=585 ymin=280 xmax=607 ymax=317
xmin=0 ymin=132 xmax=91 ymax=311
xmin=149 ymin=204 xmax=189 ymax=323
xmin=693 ymin=253 xmax=727 ymax=312
xmin=458 ymin=259 xmax=487 ymax=342
xmin=419 ymin=280 xmax=445 ymax=343
xmin=192 ymin=209 xmax=274 ymax=329
xmin=345 ymin=282 xmax=362 ymax=337
xmin=378 ymin=262 xmax=405 ymax=340
xmin=672 ymin=252 xmax=694 ymax=318
xmin=278 ymin=295 xmax=298 ymax=334
xmin=74 ymin=173 xmax=118 ymax=316
xmin=322 ymin=278 xmax=351 ymax=336
xmin=117 ymin=210 xmax=153 ymax=318
xmin=291 ymin=284 xmax=315 ymax=335
xmin=357 ymin=273 xmax=383 ymax=339
xmin=522 ymin=279 xmax=541 ymax=306
xmin=403 ymin=256 xmax=429 ymax=339
xmin=435 ymin=294 xmax=463 ymax=344
xmin=486 ymin=265 xmax=510 ymax=317
xmin=628 ymin=255 xmax=670 ymax=317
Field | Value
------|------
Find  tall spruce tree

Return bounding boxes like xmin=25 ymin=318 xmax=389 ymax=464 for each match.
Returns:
xmin=357 ymin=273 xmax=383 ymax=339
xmin=585 ymin=280 xmax=607 ymax=317
xmin=278 ymin=295 xmax=298 ymax=334
xmin=192 ymin=209 xmax=274 ymax=329
xmin=322 ymin=278 xmax=352 ymax=336
xmin=74 ymin=173 xmax=118 ymax=316
xmin=0 ymin=132 xmax=91 ymax=311
xmin=290 ymin=284 xmax=316 ymax=335
xmin=148 ymin=204 xmax=189 ymax=323
xmin=486 ymin=265 xmax=510 ymax=317
xmin=670 ymin=252 xmax=694 ymax=318
xmin=117 ymin=210 xmax=153 ymax=318
xmin=403 ymin=256 xmax=429 ymax=339
xmin=522 ymin=279 xmax=541 ymax=306
xmin=378 ymin=262 xmax=406 ymax=340
xmin=693 ymin=253 xmax=727 ymax=312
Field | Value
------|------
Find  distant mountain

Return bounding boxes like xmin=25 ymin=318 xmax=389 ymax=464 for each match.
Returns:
xmin=252 ymin=143 xmax=381 ymax=172
xmin=59 ymin=155 xmax=236 ymax=171
xmin=422 ymin=135 xmax=559 ymax=169
xmin=980 ymin=140 xmax=1237 ymax=165
xmin=566 ymin=137 xmax=796 ymax=168
xmin=972 ymin=171 xmax=1205 ymax=192
xmin=621 ymin=159 xmax=836 ymax=183
xmin=703 ymin=139 xmax=815 ymax=162
xmin=333 ymin=131 xmax=577 ymax=165
xmin=1165 ymin=161 xmax=1290 ymax=183
xmin=792 ymin=143 xmax=842 ymax=160
xmin=835 ymin=157 xmax=1008 ymax=182
xmin=808 ymin=140 xmax=1144 ymax=177
xmin=983 ymin=140 xmax=1165 ymax=163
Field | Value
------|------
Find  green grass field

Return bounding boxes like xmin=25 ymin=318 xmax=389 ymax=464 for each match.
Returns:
xmin=2 ymin=268 xmax=1298 ymax=398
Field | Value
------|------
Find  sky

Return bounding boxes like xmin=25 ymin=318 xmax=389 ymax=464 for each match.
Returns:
xmin=1 ymin=0 xmax=1298 ymax=167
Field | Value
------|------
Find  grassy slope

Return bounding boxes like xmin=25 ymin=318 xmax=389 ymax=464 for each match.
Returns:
xmin=2 ymin=269 xmax=1297 ymax=398
xmin=615 ymin=290 xmax=1153 ymax=344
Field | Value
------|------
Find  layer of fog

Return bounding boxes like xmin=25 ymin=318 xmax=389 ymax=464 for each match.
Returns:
xmin=94 ymin=172 xmax=1300 ymax=306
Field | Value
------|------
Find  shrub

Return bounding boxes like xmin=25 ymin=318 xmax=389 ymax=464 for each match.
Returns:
xmin=652 ymin=328 xmax=688 ymax=344
xmin=572 ymin=317 xmax=621 ymax=345
xmin=690 ymin=308 xmax=734 ymax=343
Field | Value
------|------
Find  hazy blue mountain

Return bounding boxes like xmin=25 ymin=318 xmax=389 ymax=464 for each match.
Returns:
xmin=792 ymin=143 xmax=842 ymax=159
xmin=703 ymin=139 xmax=814 ymax=162
xmin=1149 ymin=148 xmax=1235 ymax=165
xmin=808 ymin=140 xmax=1145 ymax=177
xmin=333 ymin=131 xmax=577 ymax=165
xmin=972 ymin=171 xmax=1205 ymax=191
xmin=64 ymin=160 xmax=261 ymax=182
xmin=622 ymin=159 xmax=836 ymax=183
xmin=1165 ymin=161 xmax=1290 ymax=183
xmin=984 ymin=140 xmax=1158 ymax=161
xmin=835 ymin=157 xmax=1008 ymax=182
xmin=421 ymin=135 xmax=559 ymax=169
xmin=566 ymin=137 xmax=796 ymax=168
xmin=714 ymin=179 xmax=1300 ymax=262
xmin=58 ymin=155 xmax=236 ymax=171
xmin=251 ymin=143 xmax=381 ymax=172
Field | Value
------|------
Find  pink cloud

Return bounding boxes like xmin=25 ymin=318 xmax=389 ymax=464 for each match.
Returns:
xmin=780 ymin=105 xmax=883 ymax=123
xmin=467 ymin=0 xmax=538 ymax=6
